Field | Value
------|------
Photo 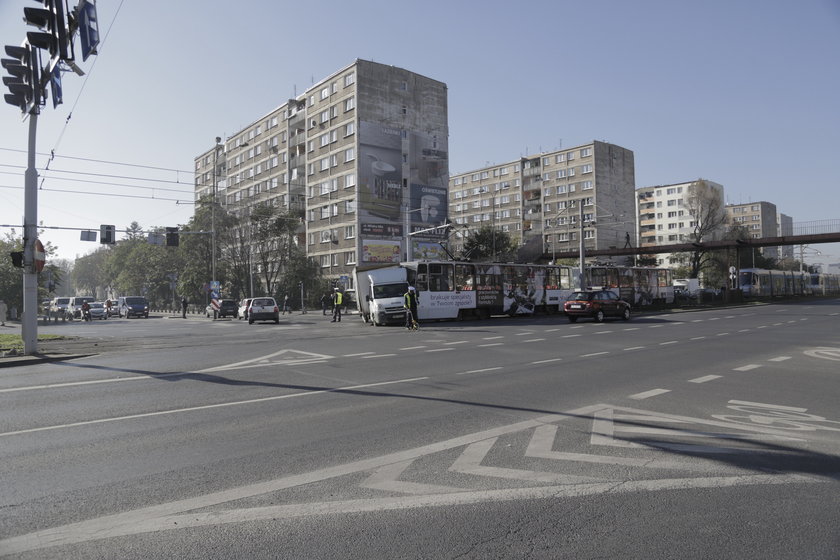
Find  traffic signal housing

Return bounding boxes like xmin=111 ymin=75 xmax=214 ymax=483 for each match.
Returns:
xmin=165 ymin=227 xmax=179 ymax=247
xmin=1 ymin=43 xmax=40 ymax=113
xmin=23 ymin=0 xmax=70 ymax=62
xmin=10 ymin=251 xmax=24 ymax=268
xmin=100 ymin=224 xmax=116 ymax=245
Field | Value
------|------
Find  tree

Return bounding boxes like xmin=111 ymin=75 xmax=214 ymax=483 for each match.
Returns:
xmin=459 ymin=225 xmax=516 ymax=262
xmin=675 ymin=179 xmax=729 ymax=278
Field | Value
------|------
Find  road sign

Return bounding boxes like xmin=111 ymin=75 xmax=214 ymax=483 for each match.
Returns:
xmin=34 ymin=239 xmax=45 ymax=273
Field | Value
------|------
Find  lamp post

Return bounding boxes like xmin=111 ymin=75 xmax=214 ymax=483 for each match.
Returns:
xmin=212 ymin=136 xmax=221 ymax=287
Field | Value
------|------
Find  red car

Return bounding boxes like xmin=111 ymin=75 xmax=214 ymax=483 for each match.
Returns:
xmin=563 ymin=290 xmax=631 ymax=323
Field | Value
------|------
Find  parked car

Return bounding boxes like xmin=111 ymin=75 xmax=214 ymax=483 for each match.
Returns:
xmin=206 ymin=299 xmax=238 ymax=318
xmin=563 ymin=289 xmax=631 ymax=323
xmin=68 ymin=296 xmax=96 ymax=319
xmin=118 ymin=296 xmax=149 ymax=318
xmin=88 ymin=301 xmax=108 ymax=320
xmin=247 ymin=297 xmax=280 ymax=324
xmin=237 ymin=298 xmax=253 ymax=320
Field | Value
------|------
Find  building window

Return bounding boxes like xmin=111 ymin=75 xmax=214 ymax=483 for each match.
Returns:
xmin=345 ymin=199 xmax=356 ymax=213
xmin=345 ymin=251 xmax=356 ymax=265
xmin=320 ymin=206 xmax=330 ymax=219
xmin=345 ymin=122 xmax=355 ymax=136
xmin=345 ymin=147 xmax=355 ymax=162
xmin=581 ymin=164 xmax=593 ymax=174
xmin=320 ymin=255 xmax=330 ymax=268
xmin=580 ymin=147 xmax=591 ymax=157
xmin=344 ymin=73 xmax=355 ymax=87
xmin=345 ymin=224 xmax=356 ymax=238
xmin=345 ymin=97 xmax=355 ymax=111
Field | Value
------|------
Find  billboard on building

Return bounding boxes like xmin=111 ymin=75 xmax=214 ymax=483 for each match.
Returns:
xmin=358 ymin=122 xmax=448 ymax=264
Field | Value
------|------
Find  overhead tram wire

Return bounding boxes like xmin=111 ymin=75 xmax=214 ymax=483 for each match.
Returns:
xmin=0 ymin=147 xmax=193 ymax=177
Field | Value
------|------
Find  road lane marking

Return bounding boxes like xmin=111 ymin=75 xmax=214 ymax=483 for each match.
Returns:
xmin=623 ymin=327 xmax=639 ymax=331
xmin=0 ymin=376 xmax=148 ymax=393
xmin=623 ymin=346 xmax=645 ymax=351
xmin=690 ymin=336 xmax=706 ymax=341
xmin=768 ymin=356 xmax=791 ymax=362
xmin=456 ymin=367 xmax=502 ymax=376
xmin=0 ymin=377 xmax=430 ymax=438
xmin=399 ymin=346 xmax=426 ymax=350
xmin=734 ymin=364 xmax=761 ymax=372
xmin=363 ymin=354 xmax=397 ymax=359
xmin=531 ymin=358 xmax=562 ymax=364
xmin=482 ymin=336 xmax=503 ymax=340
xmin=562 ymin=334 xmax=581 ymax=338
xmin=345 ymin=352 xmax=375 ymax=357
xmin=659 ymin=341 xmax=678 ymax=346
xmin=444 ymin=340 xmax=469 ymax=345
xmin=689 ymin=375 xmax=721 ymax=384
xmin=523 ymin=338 xmax=546 ymax=343
xmin=425 ymin=348 xmax=454 ymax=353
xmin=478 ymin=343 xmax=503 ymax=348
xmin=628 ymin=389 xmax=670 ymax=400
xmin=581 ymin=352 xmax=609 ymax=358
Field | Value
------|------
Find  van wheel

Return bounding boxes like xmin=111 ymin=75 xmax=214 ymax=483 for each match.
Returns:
xmin=622 ymin=308 xmax=631 ymax=321
xmin=595 ymin=310 xmax=605 ymax=323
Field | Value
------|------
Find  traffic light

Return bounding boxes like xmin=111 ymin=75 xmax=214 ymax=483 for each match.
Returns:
xmin=1 ymin=43 xmax=40 ymax=113
xmin=100 ymin=224 xmax=116 ymax=245
xmin=10 ymin=251 xmax=24 ymax=268
xmin=165 ymin=227 xmax=179 ymax=247
xmin=23 ymin=0 xmax=70 ymax=62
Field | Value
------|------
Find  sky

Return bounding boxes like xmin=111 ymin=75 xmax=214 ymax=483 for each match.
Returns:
xmin=2 ymin=0 xmax=839 ymax=268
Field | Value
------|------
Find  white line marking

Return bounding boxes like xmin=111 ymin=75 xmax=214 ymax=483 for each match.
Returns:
xmin=628 ymin=388 xmax=671 ymax=400
xmin=690 ymin=336 xmax=706 ymax=341
xmin=623 ymin=346 xmax=645 ymax=351
xmin=768 ymin=356 xmax=791 ymax=362
xmin=531 ymin=358 xmax=562 ymax=364
xmin=399 ymin=346 xmax=426 ymax=350
xmin=482 ymin=336 xmax=503 ymax=340
xmin=345 ymin=352 xmax=375 ymax=357
xmin=738 ymin=329 xmax=751 ymax=333
xmin=734 ymin=364 xmax=761 ymax=372
xmin=523 ymin=338 xmax=546 ymax=343
xmin=562 ymin=334 xmax=581 ymax=338
xmin=456 ymin=367 xmax=502 ymax=376
xmin=623 ymin=327 xmax=640 ymax=331
xmin=0 ymin=377 xmax=430 ymax=438
xmin=648 ymin=325 xmax=663 ymax=329
xmin=659 ymin=341 xmax=678 ymax=346
xmin=0 ymin=375 xmax=149 ymax=393
xmin=716 ymin=332 xmax=730 ymax=336
xmin=757 ymin=325 xmax=767 ymax=329
xmin=546 ymin=328 xmax=560 ymax=332
xmin=594 ymin=331 xmax=612 ymax=335
xmin=515 ymin=332 xmax=534 ymax=336
xmin=728 ymin=400 xmax=808 ymax=412
xmin=363 ymin=354 xmax=397 ymax=359
xmin=689 ymin=375 xmax=721 ymax=384
xmin=581 ymin=352 xmax=609 ymax=358
xmin=478 ymin=343 xmax=503 ymax=348
xmin=426 ymin=348 xmax=454 ymax=353
xmin=444 ymin=340 xmax=469 ymax=345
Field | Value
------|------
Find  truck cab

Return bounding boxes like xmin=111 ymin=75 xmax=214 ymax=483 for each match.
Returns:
xmin=353 ymin=266 xmax=409 ymax=326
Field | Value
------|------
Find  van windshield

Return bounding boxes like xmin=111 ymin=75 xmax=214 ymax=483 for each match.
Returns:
xmin=125 ymin=297 xmax=146 ymax=304
xmin=373 ymin=283 xmax=408 ymax=299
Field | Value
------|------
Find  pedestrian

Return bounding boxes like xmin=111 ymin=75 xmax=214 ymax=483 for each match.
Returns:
xmin=0 ymin=299 xmax=7 ymax=326
xmin=404 ymin=286 xmax=418 ymax=329
xmin=331 ymin=288 xmax=343 ymax=322
xmin=320 ymin=292 xmax=330 ymax=315
xmin=181 ymin=296 xmax=188 ymax=318
xmin=283 ymin=295 xmax=291 ymax=315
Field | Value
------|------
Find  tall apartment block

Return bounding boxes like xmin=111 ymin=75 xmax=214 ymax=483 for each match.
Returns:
xmin=194 ymin=60 xmax=449 ymax=287
xmin=636 ymin=180 xmax=725 ymax=266
xmin=448 ymin=141 xmax=636 ymax=262
xmin=726 ymin=201 xmax=780 ymax=259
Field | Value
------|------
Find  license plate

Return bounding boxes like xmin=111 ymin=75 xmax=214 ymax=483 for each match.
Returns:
xmin=570 ymin=304 xmax=583 ymax=309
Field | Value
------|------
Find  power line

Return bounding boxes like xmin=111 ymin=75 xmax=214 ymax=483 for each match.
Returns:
xmin=0 ymin=146 xmax=193 ymax=175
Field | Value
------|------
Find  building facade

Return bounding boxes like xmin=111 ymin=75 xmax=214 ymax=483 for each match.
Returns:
xmin=448 ymin=141 xmax=636 ymax=262
xmin=636 ymin=179 xmax=726 ymax=266
xmin=194 ymin=60 xmax=449 ymax=288
xmin=726 ymin=201 xmax=779 ymax=259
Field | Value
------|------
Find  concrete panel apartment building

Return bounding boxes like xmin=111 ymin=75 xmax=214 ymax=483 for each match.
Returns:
xmin=448 ymin=141 xmax=636 ymax=263
xmin=194 ymin=60 xmax=448 ymax=289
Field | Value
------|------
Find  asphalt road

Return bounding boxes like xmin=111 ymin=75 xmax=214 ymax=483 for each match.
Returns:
xmin=1 ymin=301 xmax=839 ymax=559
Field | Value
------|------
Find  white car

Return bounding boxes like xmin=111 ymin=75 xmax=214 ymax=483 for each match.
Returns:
xmin=237 ymin=298 xmax=252 ymax=320
xmin=247 ymin=297 xmax=279 ymax=324
xmin=88 ymin=301 xmax=108 ymax=320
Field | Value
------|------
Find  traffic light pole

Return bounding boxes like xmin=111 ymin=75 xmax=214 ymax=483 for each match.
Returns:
xmin=22 ymin=110 xmax=39 ymax=354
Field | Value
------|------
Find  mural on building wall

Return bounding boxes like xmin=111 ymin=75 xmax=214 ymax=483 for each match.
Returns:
xmin=358 ymin=121 xmax=449 ymax=264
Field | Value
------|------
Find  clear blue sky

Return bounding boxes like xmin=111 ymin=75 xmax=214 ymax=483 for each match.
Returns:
xmin=2 ymin=0 xmax=839 ymax=266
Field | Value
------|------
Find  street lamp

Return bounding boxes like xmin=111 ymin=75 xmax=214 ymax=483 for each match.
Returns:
xmin=212 ymin=136 xmax=222 ymax=287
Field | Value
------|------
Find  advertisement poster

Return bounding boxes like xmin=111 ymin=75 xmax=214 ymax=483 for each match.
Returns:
xmin=358 ymin=122 xmax=449 ymax=264
xmin=361 ymin=239 xmax=402 ymax=263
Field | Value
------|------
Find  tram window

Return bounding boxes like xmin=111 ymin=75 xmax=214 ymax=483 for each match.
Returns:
xmin=429 ymin=263 xmax=453 ymax=292
xmin=415 ymin=263 xmax=428 ymax=291
xmin=455 ymin=264 xmax=474 ymax=291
